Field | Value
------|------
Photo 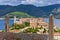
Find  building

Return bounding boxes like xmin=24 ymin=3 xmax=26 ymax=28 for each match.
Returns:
xmin=14 ymin=16 xmax=48 ymax=28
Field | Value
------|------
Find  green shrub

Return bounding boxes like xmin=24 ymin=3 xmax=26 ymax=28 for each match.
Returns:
xmin=2 ymin=30 xmax=4 ymax=32
xmin=16 ymin=38 xmax=21 ymax=40
xmin=10 ymin=23 xmax=25 ymax=30
xmin=24 ymin=22 xmax=30 ymax=26
xmin=23 ymin=28 xmax=39 ymax=33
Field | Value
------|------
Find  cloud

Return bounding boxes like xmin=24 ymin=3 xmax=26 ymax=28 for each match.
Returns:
xmin=20 ymin=0 xmax=59 ymax=6
xmin=0 ymin=0 xmax=22 ymax=6
xmin=20 ymin=0 xmax=45 ymax=6
xmin=21 ymin=0 xmax=37 ymax=4
xmin=0 ymin=0 xmax=60 ymax=6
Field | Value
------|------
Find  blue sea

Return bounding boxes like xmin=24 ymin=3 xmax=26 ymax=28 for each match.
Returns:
xmin=44 ymin=18 xmax=60 ymax=28
xmin=0 ymin=18 xmax=60 ymax=30
xmin=0 ymin=19 xmax=14 ymax=30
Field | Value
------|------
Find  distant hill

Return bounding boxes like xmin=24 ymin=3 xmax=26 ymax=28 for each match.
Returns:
xmin=0 ymin=4 xmax=60 ymax=18
xmin=5 ymin=11 xmax=33 ymax=18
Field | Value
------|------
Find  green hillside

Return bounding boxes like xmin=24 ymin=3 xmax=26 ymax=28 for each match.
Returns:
xmin=5 ymin=11 xmax=33 ymax=18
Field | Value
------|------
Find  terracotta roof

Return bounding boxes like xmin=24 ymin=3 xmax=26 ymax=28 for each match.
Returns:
xmin=38 ymin=22 xmax=48 ymax=25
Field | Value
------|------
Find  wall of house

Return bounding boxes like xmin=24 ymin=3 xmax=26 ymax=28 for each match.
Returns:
xmin=14 ymin=18 xmax=48 ymax=28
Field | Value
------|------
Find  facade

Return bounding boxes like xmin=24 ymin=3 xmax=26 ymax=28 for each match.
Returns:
xmin=14 ymin=16 xmax=48 ymax=28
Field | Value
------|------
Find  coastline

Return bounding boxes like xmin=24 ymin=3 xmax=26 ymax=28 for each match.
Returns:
xmin=0 ymin=18 xmax=14 ymax=20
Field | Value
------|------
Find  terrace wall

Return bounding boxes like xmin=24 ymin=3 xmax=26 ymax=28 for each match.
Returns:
xmin=0 ymin=32 xmax=48 ymax=40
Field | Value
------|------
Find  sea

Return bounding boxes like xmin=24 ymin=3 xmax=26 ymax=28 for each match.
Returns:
xmin=0 ymin=18 xmax=60 ymax=30
xmin=0 ymin=19 xmax=14 ymax=30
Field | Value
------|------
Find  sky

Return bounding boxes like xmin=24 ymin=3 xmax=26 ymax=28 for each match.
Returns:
xmin=0 ymin=0 xmax=60 ymax=6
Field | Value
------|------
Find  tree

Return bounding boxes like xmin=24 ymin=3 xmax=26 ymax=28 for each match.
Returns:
xmin=16 ymin=38 xmax=21 ymax=40
xmin=24 ymin=22 xmax=30 ymax=26
xmin=43 ymin=28 xmax=47 ymax=33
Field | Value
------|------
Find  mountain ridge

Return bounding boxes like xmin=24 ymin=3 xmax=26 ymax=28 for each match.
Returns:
xmin=0 ymin=4 xmax=60 ymax=18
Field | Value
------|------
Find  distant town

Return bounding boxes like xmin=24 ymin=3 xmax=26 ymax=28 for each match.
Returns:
xmin=0 ymin=14 xmax=59 ymax=40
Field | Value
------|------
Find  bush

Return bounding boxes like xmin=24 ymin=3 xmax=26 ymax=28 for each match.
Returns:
xmin=10 ymin=22 xmax=30 ymax=30
xmin=23 ymin=28 xmax=39 ymax=33
xmin=2 ymin=30 xmax=4 ymax=32
xmin=43 ymin=28 xmax=47 ymax=33
xmin=10 ymin=23 xmax=27 ymax=30
xmin=54 ymin=29 xmax=59 ymax=32
xmin=24 ymin=22 xmax=30 ymax=26
xmin=16 ymin=38 xmax=21 ymax=40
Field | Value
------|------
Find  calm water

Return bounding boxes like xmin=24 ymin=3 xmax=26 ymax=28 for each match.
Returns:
xmin=0 ymin=19 xmax=14 ymax=30
xmin=44 ymin=18 xmax=60 ymax=28
xmin=0 ymin=18 xmax=60 ymax=30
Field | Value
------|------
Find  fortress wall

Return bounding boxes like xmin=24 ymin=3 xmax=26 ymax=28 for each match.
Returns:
xmin=0 ymin=32 xmax=48 ymax=40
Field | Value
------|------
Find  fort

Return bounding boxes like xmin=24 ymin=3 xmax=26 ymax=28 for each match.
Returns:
xmin=14 ymin=17 xmax=48 ymax=28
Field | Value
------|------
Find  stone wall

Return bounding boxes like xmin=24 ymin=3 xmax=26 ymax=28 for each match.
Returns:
xmin=0 ymin=32 xmax=15 ymax=40
xmin=15 ymin=33 xmax=48 ymax=40
xmin=0 ymin=32 xmax=48 ymax=40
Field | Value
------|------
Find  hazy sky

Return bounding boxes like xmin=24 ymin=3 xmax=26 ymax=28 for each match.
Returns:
xmin=0 ymin=0 xmax=60 ymax=6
